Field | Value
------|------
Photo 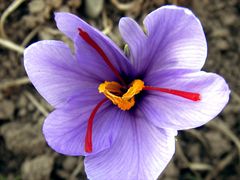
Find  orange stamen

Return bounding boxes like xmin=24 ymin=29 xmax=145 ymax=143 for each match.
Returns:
xmin=98 ymin=79 xmax=144 ymax=110
xmin=85 ymin=98 xmax=108 ymax=153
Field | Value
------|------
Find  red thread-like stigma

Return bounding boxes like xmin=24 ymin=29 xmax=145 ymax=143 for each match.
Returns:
xmin=143 ymin=86 xmax=201 ymax=101
xmin=85 ymin=98 xmax=108 ymax=153
xmin=78 ymin=28 xmax=125 ymax=84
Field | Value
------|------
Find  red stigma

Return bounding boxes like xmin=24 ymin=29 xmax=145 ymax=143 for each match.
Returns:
xmin=78 ymin=28 xmax=125 ymax=85
xmin=85 ymin=98 xmax=108 ymax=153
xmin=143 ymin=86 xmax=201 ymax=101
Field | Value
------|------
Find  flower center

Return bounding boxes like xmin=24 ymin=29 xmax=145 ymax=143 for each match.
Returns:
xmin=98 ymin=79 xmax=144 ymax=110
xmin=78 ymin=27 xmax=201 ymax=153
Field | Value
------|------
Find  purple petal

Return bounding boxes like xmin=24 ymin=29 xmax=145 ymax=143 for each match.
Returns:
xmin=43 ymin=98 xmax=125 ymax=156
xmin=24 ymin=40 xmax=101 ymax=108
xmin=119 ymin=17 xmax=147 ymax=67
xmin=84 ymin=114 xmax=177 ymax=179
xmin=119 ymin=5 xmax=207 ymax=74
xmin=55 ymin=12 xmax=134 ymax=78
xmin=141 ymin=70 xmax=230 ymax=130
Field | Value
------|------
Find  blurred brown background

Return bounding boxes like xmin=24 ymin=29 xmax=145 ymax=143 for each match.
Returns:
xmin=0 ymin=0 xmax=239 ymax=179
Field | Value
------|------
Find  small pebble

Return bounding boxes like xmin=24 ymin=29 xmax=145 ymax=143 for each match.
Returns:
xmin=85 ymin=0 xmax=104 ymax=18
xmin=212 ymin=29 xmax=229 ymax=38
xmin=63 ymin=157 xmax=78 ymax=172
xmin=28 ymin=0 xmax=45 ymax=14
xmin=0 ymin=100 xmax=15 ymax=120
xmin=0 ymin=92 xmax=3 ymax=101
xmin=216 ymin=39 xmax=229 ymax=50
xmin=222 ymin=14 xmax=237 ymax=26
xmin=21 ymin=155 xmax=54 ymax=180
xmin=68 ymin=0 xmax=82 ymax=7
xmin=0 ymin=122 xmax=46 ymax=155
xmin=18 ymin=108 xmax=27 ymax=117
xmin=59 ymin=5 xmax=71 ymax=12
xmin=18 ymin=95 xmax=28 ymax=107
xmin=205 ymin=131 xmax=231 ymax=157
xmin=27 ymin=103 xmax=35 ymax=111
xmin=47 ymin=0 xmax=63 ymax=9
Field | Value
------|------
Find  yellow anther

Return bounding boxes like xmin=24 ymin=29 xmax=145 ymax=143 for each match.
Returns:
xmin=98 ymin=79 xmax=144 ymax=110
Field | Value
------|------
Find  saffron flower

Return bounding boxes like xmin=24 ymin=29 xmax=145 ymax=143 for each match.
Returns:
xmin=24 ymin=5 xmax=230 ymax=180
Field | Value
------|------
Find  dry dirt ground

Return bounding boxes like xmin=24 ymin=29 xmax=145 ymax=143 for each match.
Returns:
xmin=0 ymin=0 xmax=240 ymax=180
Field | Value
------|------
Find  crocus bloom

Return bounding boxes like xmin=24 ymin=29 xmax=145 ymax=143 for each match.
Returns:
xmin=24 ymin=5 xmax=230 ymax=180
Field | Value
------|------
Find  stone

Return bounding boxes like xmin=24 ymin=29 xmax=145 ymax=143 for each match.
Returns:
xmin=18 ymin=95 xmax=28 ymax=107
xmin=216 ymin=39 xmax=229 ymax=50
xmin=59 ymin=5 xmax=70 ymax=12
xmin=0 ymin=122 xmax=46 ymax=156
xmin=222 ymin=14 xmax=237 ymax=26
xmin=0 ymin=100 xmax=15 ymax=120
xmin=47 ymin=0 xmax=63 ymax=9
xmin=63 ymin=157 xmax=78 ymax=172
xmin=212 ymin=29 xmax=229 ymax=38
xmin=21 ymin=155 xmax=54 ymax=180
xmin=68 ymin=0 xmax=82 ymax=7
xmin=205 ymin=131 xmax=231 ymax=158
xmin=85 ymin=0 xmax=104 ymax=18
xmin=28 ymin=0 xmax=45 ymax=14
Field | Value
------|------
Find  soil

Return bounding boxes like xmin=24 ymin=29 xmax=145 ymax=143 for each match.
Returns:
xmin=0 ymin=0 xmax=239 ymax=180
